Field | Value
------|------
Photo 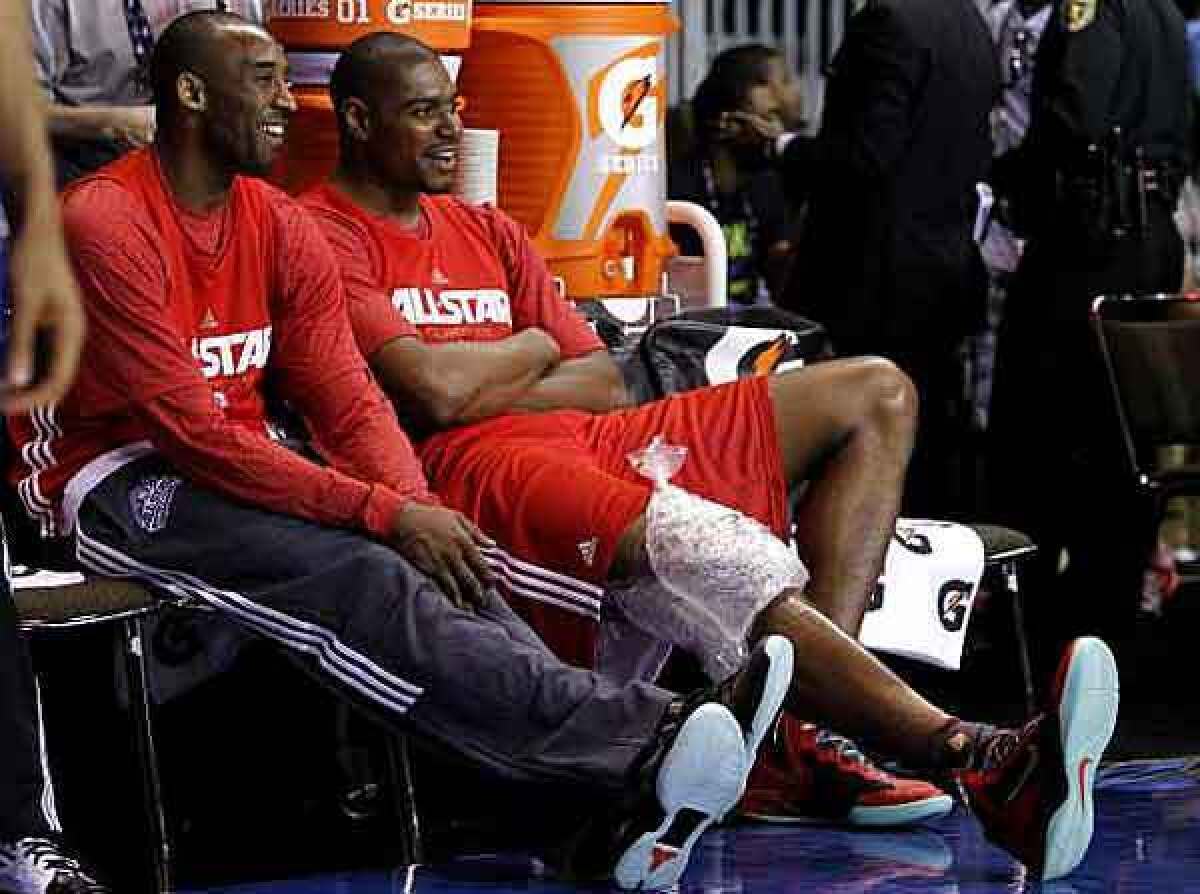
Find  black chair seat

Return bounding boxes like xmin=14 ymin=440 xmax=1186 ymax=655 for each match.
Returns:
xmin=965 ymin=524 xmax=1038 ymax=564
xmin=13 ymin=577 xmax=158 ymax=627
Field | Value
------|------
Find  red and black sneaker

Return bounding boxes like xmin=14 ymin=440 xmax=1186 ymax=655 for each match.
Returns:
xmin=739 ymin=714 xmax=953 ymax=827
xmin=954 ymin=636 xmax=1119 ymax=880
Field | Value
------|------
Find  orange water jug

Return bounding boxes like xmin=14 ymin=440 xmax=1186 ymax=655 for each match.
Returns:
xmin=459 ymin=1 xmax=678 ymax=300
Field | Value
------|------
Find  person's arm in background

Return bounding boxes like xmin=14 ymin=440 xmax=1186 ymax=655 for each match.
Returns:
xmin=43 ymin=106 xmax=156 ymax=150
xmin=311 ymin=203 xmax=561 ymax=432
xmin=732 ymin=3 xmax=930 ymax=206
xmin=0 ymin=0 xmax=84 ymax=410
xmin=30 ymin=0 xmax=156 ymax=151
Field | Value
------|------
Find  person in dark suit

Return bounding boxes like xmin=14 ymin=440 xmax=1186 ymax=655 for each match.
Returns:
xmin=736 ymin=0 xmax=1000 ymax=518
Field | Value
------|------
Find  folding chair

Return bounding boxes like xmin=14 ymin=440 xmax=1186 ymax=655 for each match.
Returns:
xmin=15 ymin=567 xmax=428 ymax=890
xmin=13 ymin=571 xmax=172 ymax=894
xmin=964 ymin=524 xmax=1039 ymax=713
xmin=1091 ymin=293 xmax=1200 ymax=535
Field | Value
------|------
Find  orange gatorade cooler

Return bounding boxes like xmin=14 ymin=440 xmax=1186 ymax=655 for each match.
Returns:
xmin=264 ymin=0 xmax=473 ymax=194
xmin=458 ymin=1 xmax=678 ymax=300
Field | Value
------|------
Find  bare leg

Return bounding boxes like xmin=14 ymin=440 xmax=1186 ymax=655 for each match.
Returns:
xmin=768 ymin=358 xmax=917 ymax=636
xmin=753 ymin=589 xmax=960 ymax=769
xmin=608 ymin=363 xmax=961 ymax=768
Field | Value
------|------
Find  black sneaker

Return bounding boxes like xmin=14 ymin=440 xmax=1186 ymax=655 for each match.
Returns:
xmin=709 ymin=634 xmax=795 ymax=766
xmin=562 ymin=635 xmax=794 ymax=891
xmin=0 ymin=838 xmax=109 ymax=894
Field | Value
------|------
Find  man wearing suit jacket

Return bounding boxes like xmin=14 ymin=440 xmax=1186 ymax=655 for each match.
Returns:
xmin=737 ymin=0 xmax=1000 ymax=517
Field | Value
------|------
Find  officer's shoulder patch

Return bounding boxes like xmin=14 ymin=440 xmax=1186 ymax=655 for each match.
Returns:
xmin=1064 ymin=0 xmax=1097 ymax=31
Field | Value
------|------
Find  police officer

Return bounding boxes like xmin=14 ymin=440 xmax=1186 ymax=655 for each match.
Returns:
xmin=987 ymin=0 xmax=1192 ymax=673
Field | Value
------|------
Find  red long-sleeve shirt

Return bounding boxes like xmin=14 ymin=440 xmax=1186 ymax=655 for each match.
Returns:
xmin=9 ymin=148 xmax=435 ymax=539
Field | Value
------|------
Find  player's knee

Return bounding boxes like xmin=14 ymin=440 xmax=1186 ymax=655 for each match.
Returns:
xmin=850 ymin=356 xmax=917 ymax=436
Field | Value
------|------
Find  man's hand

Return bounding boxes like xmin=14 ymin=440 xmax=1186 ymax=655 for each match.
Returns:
xmin=3 ymin=206 xmax=85 ymax=412
xmin=387 ymin=502 xmax=495 ymax=611
xmin=102 ymin=106 xmax=156 ymax=149
xmin=723 ymin=110 xmax=785 ymax=157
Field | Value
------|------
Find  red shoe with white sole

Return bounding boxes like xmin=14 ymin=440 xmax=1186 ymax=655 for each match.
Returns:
xmin=739 ymin=715 xmax=953 ymax=827
xmin=954 ymin=636 xmax=1119 ymax=880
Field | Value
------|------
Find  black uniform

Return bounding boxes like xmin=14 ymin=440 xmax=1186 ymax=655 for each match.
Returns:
xmin=777 ymin=0 xmax=1000 ymax=517
xmin=988 ymin=0 xmax=1192 ymax=666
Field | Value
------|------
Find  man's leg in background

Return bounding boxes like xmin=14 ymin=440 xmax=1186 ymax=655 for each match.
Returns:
xmin=0 ymin=522 xmax=58 ymax=844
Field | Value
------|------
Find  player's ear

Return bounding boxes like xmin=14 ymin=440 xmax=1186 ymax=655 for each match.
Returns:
xmin=177 ymin=71 xmax=207 ymax=113
xmin=341 ymin=97 xmax=371 ymax=143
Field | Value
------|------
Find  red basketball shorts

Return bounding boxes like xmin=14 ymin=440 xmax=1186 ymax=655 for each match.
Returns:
xmin=419 ymin=376 xmax=789 ymax=665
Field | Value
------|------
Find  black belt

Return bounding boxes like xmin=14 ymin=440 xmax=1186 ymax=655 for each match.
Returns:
xmin=1061 ymin=161 xmax=1181 ymax=203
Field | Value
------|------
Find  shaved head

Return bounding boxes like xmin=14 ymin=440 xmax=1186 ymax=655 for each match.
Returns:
xmin=327 ymin=31 xmax=462 ymax=205
xmin=150 ymin=10 xmax=268 ymax=123
xmin=330 ymin=31 xmax=441 ymax=129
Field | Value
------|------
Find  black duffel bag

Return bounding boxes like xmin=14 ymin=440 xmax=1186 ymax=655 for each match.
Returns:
xmin=636 ymin=306 xmax=831 ymax=400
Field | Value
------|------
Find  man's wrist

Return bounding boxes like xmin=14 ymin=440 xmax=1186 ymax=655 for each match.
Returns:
xmin=363 ymin=485 xmax=439 ymax=539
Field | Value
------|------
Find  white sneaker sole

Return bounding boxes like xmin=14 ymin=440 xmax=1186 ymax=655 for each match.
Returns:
xmin=846 ymin=793 xmax=955 ymax=826
xmin=1042 ymin=636 xmax=1120 ymax=881
xmin=613 ymin=704 xmax=749 ymax=891
xmin=740 ymin=792 xmax=954 ymax=827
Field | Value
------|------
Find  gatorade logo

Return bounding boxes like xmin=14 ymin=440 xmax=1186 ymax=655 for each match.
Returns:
xmin=703 ymin=328 xmax=799 ymax=385
xmin=385 ymin=0 xmax=467 ymax=24
xmin=937 ymin=580 xmax=972 ymax=633
xmin=596 ymin=55 xmax=661 ymax=151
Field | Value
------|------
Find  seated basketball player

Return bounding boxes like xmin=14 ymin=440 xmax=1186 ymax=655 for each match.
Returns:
xmin=303 ymin=32 xmax=1120 ymax=881
xmin=5 ymin=13 xmax=805 ymax=890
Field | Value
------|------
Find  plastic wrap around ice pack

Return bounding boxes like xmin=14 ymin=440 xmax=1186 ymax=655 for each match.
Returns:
xmin=609 ymin=436 xmax=809 ymax=681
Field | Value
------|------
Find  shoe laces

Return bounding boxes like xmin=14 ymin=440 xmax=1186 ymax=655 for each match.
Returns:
xmin=974 ymin=718 xmax=1040 ymax=772
xmin=811 ymin=727 xmax=886 ymax=780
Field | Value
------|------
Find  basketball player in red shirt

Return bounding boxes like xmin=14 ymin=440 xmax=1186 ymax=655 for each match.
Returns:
xmin=306 ymin=32 xmax=1119 ymax=881
xmin=6 ymin=13 xmax=803 ymax=891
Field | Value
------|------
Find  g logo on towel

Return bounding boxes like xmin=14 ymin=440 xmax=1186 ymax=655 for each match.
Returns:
xmin=894 ymin=526 xmax=933 ymax=556
xmin=937 ymin=580 xmax=972 ymax=632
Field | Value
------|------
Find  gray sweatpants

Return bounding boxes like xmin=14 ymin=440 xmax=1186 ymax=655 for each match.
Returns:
xmin=71 ymin=454 xmax=671 ymax=791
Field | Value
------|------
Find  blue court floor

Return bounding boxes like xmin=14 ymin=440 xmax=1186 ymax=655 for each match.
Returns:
xmin=182 ymin=759 xmax=1200 ymax=894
